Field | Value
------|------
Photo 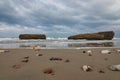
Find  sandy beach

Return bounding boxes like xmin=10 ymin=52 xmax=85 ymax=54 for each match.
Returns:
xmin=0 ymin=48 xmax=120 ymax=80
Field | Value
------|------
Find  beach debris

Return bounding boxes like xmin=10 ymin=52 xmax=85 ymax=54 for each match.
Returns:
xmin=36 ymin=53 xmax=43 ymax=56
xmin=0 ymin=49 xmax=9 ymax=53
xmin=21 ymin=58 xmax=29 ymax=63
xmin=43 ymin=68 xmax=54 ymax=75
xmin=12 ymin=64 xmax=21 ymax=69
xmin=109 ymin=64 xmax=120 ymax=71
xmin=65 ymin=59 xmax=70 ymax=63
xmin=101 ymin=50 xmax=111 ymax=54
xmin=82 ymin=65 xmax=93 ymax=72
xmin=49 ymin=57 xmax=55 ymax=61
xmin=33 ymin=45 xmax=42 ymax=56
xmin=49 ymin=57 xmax=63 ymax=61
xmin=117 ymin=50 xmax=120 ymax=54
xmin=98 ymin=70 xmax=105 ymax=73
xmin=24 ymin=56 xmax=29 ymax=59
xmin=88 ymin=53 xmax=92 ymax=56
xmin=87 ymin=50 xmax=92 ymax=53
xmin=33 ymin=45 xmax=41 ymax=52
xmin=22 ymin=56 xmax=29 ymax=62
xmin=83 ymin=51 xmax=86 ymax=53
xmin=82 ymin=50 xmax=92 ymax=56
xmin=87 ymin=50 xmax=92 ymax=56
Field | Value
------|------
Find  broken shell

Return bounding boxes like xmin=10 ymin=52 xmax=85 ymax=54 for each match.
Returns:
xmin=82 ymin=65 xmax=92 ymax=72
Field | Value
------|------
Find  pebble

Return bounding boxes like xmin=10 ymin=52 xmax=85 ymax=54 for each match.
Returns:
xmin=65 ymin=59 xmax=70 ymax=62
xmin=43 ymin=68 xmax=54 ymax=75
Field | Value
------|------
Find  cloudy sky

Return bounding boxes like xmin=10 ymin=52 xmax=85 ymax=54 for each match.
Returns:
xmin=0 ymin=0 xmax=120 ymax=38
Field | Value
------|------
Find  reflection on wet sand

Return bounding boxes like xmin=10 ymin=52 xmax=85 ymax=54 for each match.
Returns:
xmin=68 ymin=42 xmax=114 ymax=47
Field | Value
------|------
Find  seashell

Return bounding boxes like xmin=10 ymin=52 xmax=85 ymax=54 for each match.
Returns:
xmin=33 ymin=46 xmax=41 ymax=51
xmin=0 ymin=50 xmax=9 ymax=53
xmin=101 ymin=50 xmax=111 ymax=54
xmin=0 ymin=50 xmax=5 ymax=53
xmin=87 ymin=50 xmax=92 ymax=54
xmin=82 ymin=65 xmax=92 ymax=72
xmin=109 ymin=64 xmax=120 ymax=71
xmin=22 ymin=59 xmax=29 ymax=63
xmin=117 ymin=50 xmax=120 ymax=54
xmin=87 ymin=50 xmax=92 ymax=56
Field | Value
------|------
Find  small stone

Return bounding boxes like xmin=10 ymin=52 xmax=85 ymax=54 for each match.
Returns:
xmin=83 ymin=51 xmax=86 ymax=53
xmin=43 ymin=68 xmax=54 ymax=75
xmin=56 ymin=58 xmax=62 ymax=61
xmin=98 ymin=70 xmax=105 ymax=73
xmin=49 ymin=57 xmax=54 ymax=61
xmin=38 ymin=54 xmax=43 ymax=56
xmin=65 ymin=59 xmax=70 ymax=62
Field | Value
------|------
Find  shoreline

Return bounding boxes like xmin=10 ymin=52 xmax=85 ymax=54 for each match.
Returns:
xmin=1 ymin=46 xmax=120 ymax=49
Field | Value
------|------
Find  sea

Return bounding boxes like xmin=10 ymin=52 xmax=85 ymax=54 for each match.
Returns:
xmin=0 ymin=37 xmax=120 ymax=49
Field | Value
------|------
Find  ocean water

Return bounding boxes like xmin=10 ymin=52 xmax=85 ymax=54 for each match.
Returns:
xmin=0 ymin=38 xmax=120 ymax=49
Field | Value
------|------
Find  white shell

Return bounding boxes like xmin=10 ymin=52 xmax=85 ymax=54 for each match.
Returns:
xmin=101 ymin=50 xmax=111 ymax=54
xmin=33 ymin=46 xmax=41 ymax=51
xmin=87 ymin=50 xmax=92 ymax=54
xmin=0 ymin=50 xmax=9 ymax=53
xmin=109 ymin=64 xmax=120 ymax=71
xmin=0 ymin=50 xmax=5 ymax=53
xmin=82 ymin=65 xmax=88 ymax=71
xmin=82 ymin=65 xmax=92 ymax=72
xmin=117 ymin=50 xmax=120 ymax=53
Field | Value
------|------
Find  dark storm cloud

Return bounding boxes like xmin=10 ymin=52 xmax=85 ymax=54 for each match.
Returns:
xmin=0 ymin=0 xmax=120 ymax=37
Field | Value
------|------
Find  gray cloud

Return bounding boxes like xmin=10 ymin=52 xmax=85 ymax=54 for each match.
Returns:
xmin=0 ymin=0 xmax=120 ymax=37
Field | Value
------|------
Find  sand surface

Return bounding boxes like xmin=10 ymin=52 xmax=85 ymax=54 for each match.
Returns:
xmin=0 ymin=48 xmax=120 ymax=80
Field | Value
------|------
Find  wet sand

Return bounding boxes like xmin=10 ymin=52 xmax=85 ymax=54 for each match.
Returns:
xmin=0 ymin=48 xmax=120 ymax=80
